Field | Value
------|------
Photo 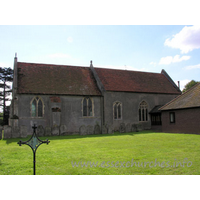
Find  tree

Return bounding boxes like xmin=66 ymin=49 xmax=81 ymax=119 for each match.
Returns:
xmin=182 ymin=80 xmax=199 ymax=93
xmin=0 ymin=67 xmax=14 ymax=125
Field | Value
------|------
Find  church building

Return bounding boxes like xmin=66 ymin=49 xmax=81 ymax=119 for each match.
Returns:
xmin=9 ymin=55 xmax=181 ymax=137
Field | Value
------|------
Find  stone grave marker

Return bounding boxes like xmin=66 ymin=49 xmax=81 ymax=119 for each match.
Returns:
xmin=45 ymin=126 xmax=51 ymax=136
xmin=20 ymin=126 xmax=27 ymax=138
xmin=12 ymin=126 xmax=20 ymax=138
xmin=94 ymin=124 xmax=101 ymax=135
xmin=125 ymin=123 xmax=131 ymax=133
xmin=52 ymin=125 xmax=60 ymax=136
xmin=37 ymin=125 xmax=45 ymax=137
xmin=119 ymin=123 xmax=126 ymax=133
xmin=4 ymin=126 xmax=12 ymax=139
xmin=102 ymin=125 xmax=108 ymax=134
xmin=60 ymin=125 xmax=67 ymax=135
xmin=79 ymin=125 xmax=87 ymax=135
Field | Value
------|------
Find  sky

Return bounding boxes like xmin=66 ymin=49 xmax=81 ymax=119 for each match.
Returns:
xmin=1 ymin=25 xmax=200 ymax=92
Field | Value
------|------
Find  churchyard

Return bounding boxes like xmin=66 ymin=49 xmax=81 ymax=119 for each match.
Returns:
xmin=0 ymin=131 xmax=200 ymax=175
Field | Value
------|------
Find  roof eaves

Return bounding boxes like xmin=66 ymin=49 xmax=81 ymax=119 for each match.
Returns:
xmin=159 ymin=82 xmax=200 ymax=111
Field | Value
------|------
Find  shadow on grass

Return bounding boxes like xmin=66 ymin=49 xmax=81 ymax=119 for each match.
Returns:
xmin=1 ymin=130 xmax=157 ymax=144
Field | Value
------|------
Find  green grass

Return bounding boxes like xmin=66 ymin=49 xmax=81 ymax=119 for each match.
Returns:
xmin=0 ymin=131 xmax=200 ymax=175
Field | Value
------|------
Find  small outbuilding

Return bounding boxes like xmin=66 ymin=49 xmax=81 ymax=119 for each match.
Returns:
xmin=160 ymin=83 xmax=200 ymax=134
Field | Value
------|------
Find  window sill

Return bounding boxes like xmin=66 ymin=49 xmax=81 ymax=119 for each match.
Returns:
xmin=81 ymin=116 xmax=95 ymax=119
xmin=30 ymin=117 xmax=44 ymax=119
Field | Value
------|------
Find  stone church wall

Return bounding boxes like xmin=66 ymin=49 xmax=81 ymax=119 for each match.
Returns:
xmin=103 ymin=91 xmax=178 ymax=132
xmin=11 ymin=94 xmax=102 ymax=136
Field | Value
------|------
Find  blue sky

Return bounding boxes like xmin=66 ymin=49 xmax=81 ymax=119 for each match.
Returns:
xmin=0 ymin=25 xmax=200 ymax=91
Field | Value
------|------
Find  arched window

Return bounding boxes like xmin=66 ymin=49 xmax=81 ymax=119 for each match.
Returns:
xmin=139 ymin=101 xmax=148 ymax=121
xmin=31 ymin=97 xmax=44 ymax=117
xmin=113 ymin=102 xmax=122 ymax=120
xmin=82 ymin=97 xmax=93 ymax=117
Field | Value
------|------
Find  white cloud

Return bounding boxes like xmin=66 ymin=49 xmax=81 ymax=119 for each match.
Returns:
xmin=159 ymin=55 xmax=190 ymax=65
xmin=164 ymin=25 xmax=200 ymax=54
xmin=173 ymin=55 xmax=191 ymax=62
xmin=150 ymin=62 xmax=157 ymax=66
xmin=184 ymin=63 xmax=200 ymax=70
xmin=159 ymin=56 xmax=173 ymax=65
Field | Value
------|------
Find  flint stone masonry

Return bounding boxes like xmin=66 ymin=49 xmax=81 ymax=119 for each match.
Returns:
xmin=4 ymin=126 xmax=12 ymax=139
xmin=52 ymin=125 xmax=59 ymax=136
xmin=79 ymin=125 xmax=87 ymax=135
xmin=37 ymin=125 xmax=45 ymax=137
xmin=60 ymin=125 xmax=67 ymax=135
xmin=45 ymin=126 xmax=51 ymax=136
xmin=94 ymin=124 xmax=101 ymax=135
xmin=12 ymin=126 xmax=20 ymax=138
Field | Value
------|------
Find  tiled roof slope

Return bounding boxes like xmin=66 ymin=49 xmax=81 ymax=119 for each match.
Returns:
xmin=17 ymin=62 xmax=101 ymax=96
xmin=160 ymin=82 xmax=200 ymax=110
xmin=95 ymin=68 xmax=181 ymax=94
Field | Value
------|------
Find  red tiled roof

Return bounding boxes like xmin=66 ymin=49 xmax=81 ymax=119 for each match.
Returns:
xmin=17 ymin=62 xmax=101 ymax=96
xmin=95 ymin=68 xmax=181 ymax=94
xmin=160 ymin=82 xmax=200 ymax=110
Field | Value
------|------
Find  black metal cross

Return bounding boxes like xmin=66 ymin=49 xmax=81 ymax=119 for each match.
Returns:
xmin=18 ymin=124 xmax=50 ymax=175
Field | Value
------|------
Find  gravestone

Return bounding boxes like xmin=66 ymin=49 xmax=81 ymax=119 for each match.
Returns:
xmin=0 ymin=126 xmax=3 ymax=139
xmin=125 ymin=123 xmax=131 ymax=133
xmin=20 ymin=126 xmax=27 ymax=138
xmin=114 ymin=126 xmax=119 ymax=132
xmin=45 ymin=126 xmax=51 ymax=136
xmin=138 ymin=123 xmax=143 ymax=131
xmin=102 ymin=125 xmax=108 ymax=134
xmin=87 ymin=125 xmax=93 ymax=135
xmin=107 ymin=125 xmax=114 ymax=134
xmin=4 ymin=126 xmax=12 ymax=139
xmin=119 ymin=123 xmax=126 ymax=133
xmin=37 ymin=125 xmax=44 ymax=137
xmin=131 ymin=124 xmax=138 ymax=132
xmin=79 ymin=125 xmax=87 ymax=135
xmin=94 ymin=124 xmax=101 ymax=135
xmin=12 ymin=126 xmax=20 ymax=138
xmin=60 ymin=125 xmax=67 ymax=135
xmin=52 ymin=125 xmax=60 ymax=136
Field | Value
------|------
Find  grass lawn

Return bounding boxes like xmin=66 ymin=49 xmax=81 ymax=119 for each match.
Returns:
xmin=0 ymin=130 xmax=200 ymax=175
